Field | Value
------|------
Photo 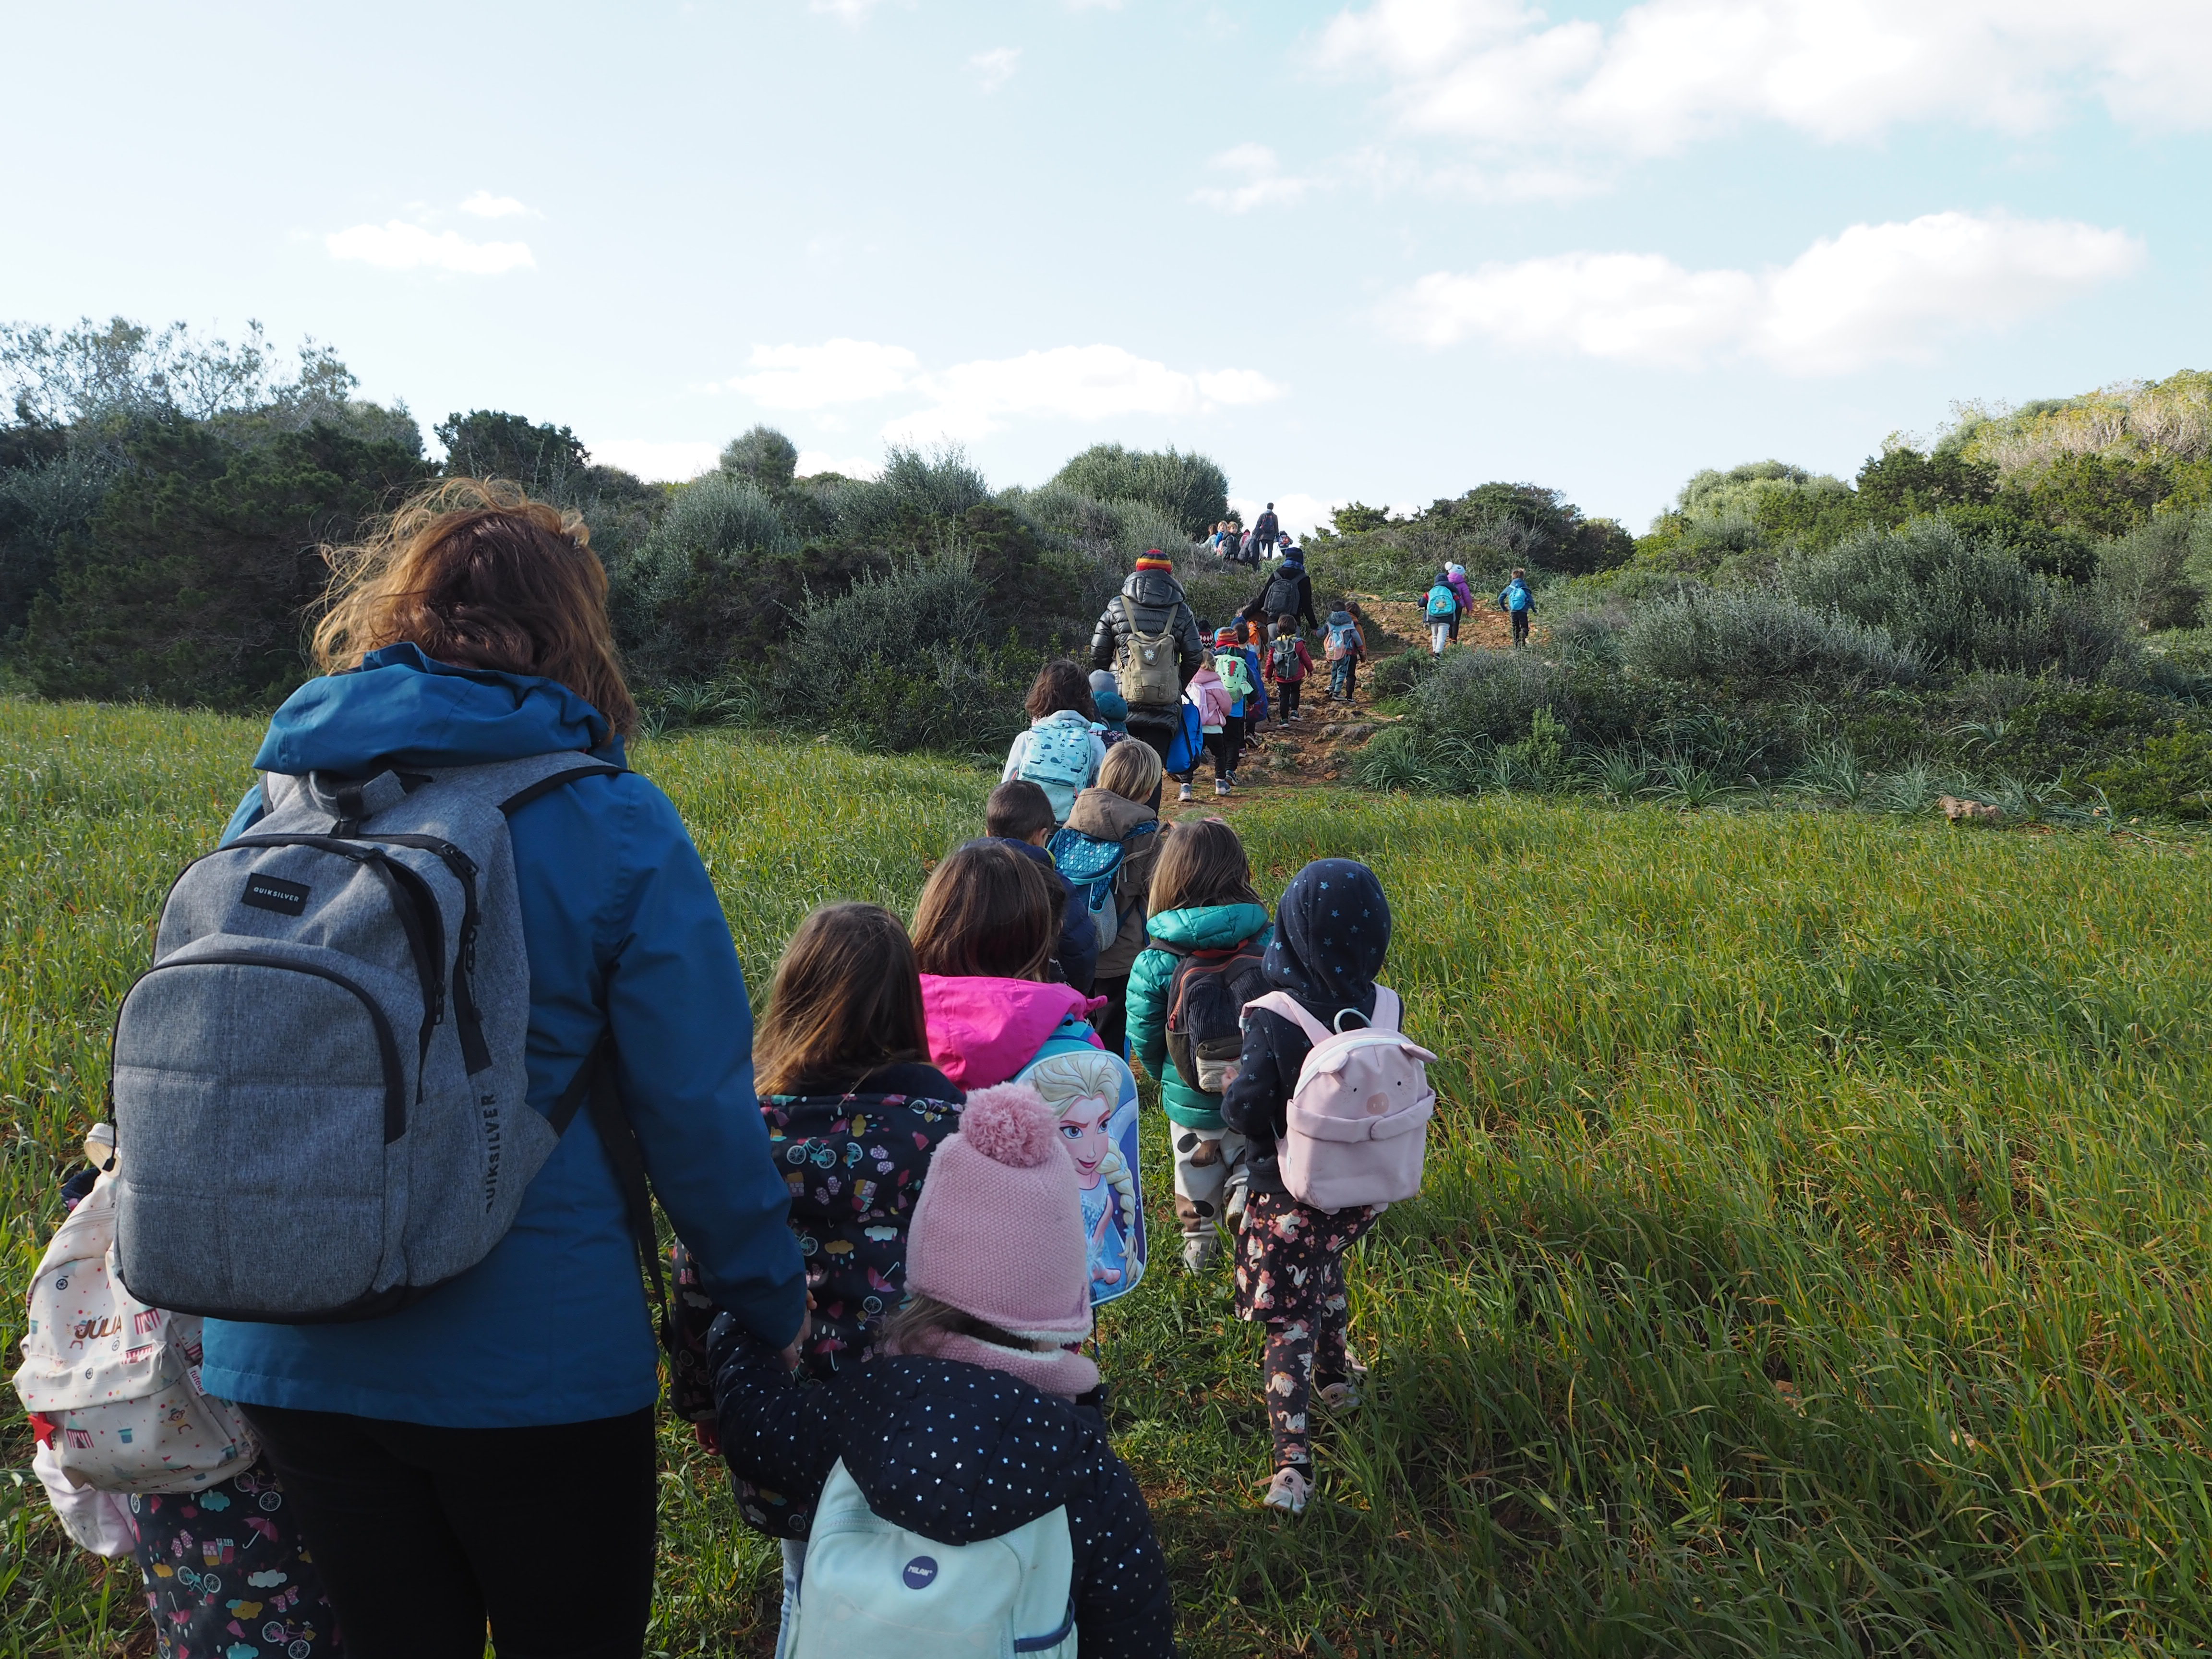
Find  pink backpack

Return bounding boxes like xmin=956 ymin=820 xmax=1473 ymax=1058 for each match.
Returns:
xmin=1245 ymin=988 xmax=1437 ymax=1210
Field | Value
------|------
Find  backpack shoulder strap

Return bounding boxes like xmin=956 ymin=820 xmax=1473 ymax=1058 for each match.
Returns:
xmin=548 ymin=1037 xmax=671 ymax=1355
xmin=1368 ymin=987 xmax=1403 ymax=1034
xmin=1245 ymin=990 xmax=1329 ymax=1045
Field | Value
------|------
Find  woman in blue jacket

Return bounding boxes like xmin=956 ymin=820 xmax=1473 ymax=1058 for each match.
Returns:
xmin=198 ymin=481 xmax=807 ymax=1659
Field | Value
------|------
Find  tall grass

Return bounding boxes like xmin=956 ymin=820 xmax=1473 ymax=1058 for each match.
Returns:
xmin=9 ymin=700 xmax=2212 ymax=1655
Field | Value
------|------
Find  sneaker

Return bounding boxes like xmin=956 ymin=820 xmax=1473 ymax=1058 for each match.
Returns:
xmin=1180 ymin=1235 xmax=1218 ymax=1273
xmin=1178 ymin=782 xmax=1194 ymax=803
xmin=1261 ymin=1466 xmax=1310 ymax=1516
xmin=1318 ymin=1380 xmax=1361 ymax=1411
xmin=1214 ymin=778 xmax=1232 ymax=796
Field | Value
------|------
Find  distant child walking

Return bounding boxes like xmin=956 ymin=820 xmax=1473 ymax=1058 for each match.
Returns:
xmin=1267 ymin=617 xmax=1313 ymax=722
xmin=1223 ymin=859 xmax=1398 ymax=1515
xmin=1056 ymin=739 xmax=1166 ymax=1054
xmin=1499 ymin=567 xmax=1535 ymax=645
xmin=1424 ymin=571 xmax=1458 ymax=655
xmin=983 ymin=779 xmax=1098 ymax=995
xmin=709 ymin=1083 xmax=1178 ymax=1656
xmin=1126 ymin=819 xmax=1271 ymax=1272
xmin=1001 ymin=659 xmax=1108 ymax=823
xmin=1176 ymin=646 xmax=1235 ymax=802
xmin=1323 ymin=607 xmax=1364 ymax=703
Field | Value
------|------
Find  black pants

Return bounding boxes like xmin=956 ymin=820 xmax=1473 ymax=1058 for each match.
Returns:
xmin=1092 ymin=974 xmax=1130 ymax=1054
xmin=1126 ymin=714 xmax=1176 ymax=773
xmin=242 ymin=1405 xmax=658 ymax=1659
xmin=1277 ymin=680 xmax=1302 ymax=719
xmin=1511 ymin=610 xmax=1530 ymax=644
xmin=1448 ymin=604 xmax=1463 ymax=641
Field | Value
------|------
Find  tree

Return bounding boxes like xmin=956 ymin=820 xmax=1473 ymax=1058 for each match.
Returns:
xmin=436 ymin=409 xmax=590 ymax=494
xmin=1048 ymin=443 xmax=1228 ymax=538
xmin=23 ymin=414 xmax=429 ymax=707
xmin=720 ymin=425 xmax=798 ymax=491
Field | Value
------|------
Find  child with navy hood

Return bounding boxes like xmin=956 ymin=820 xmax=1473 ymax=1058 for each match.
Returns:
xmin=1220 ymin=859 xmax=1394 ymax=1518
xmin=980 ymin=780 xmax=1099 ymax=996
xmin=196 ymin=480 xmax=806 ymax=1659
xmin=709 ymin=1082 xmax=1178 ymax=1657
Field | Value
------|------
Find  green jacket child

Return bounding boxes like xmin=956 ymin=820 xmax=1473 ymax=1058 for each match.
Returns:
xmin=1127 ymin=901 xmax=1273 ymax=1131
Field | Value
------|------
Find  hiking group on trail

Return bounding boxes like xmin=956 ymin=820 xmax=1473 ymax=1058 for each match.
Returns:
xmin=15 ymin=483 xmax=1443 ymax=1659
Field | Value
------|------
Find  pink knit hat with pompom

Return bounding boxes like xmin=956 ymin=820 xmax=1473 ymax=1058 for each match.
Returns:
xmin=905 ymin=1082 xmax=1092 ymax=1341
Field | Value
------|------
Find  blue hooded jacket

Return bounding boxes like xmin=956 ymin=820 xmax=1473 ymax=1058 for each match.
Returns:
xmin=199 ymin=645 xmax=807 ymax=1428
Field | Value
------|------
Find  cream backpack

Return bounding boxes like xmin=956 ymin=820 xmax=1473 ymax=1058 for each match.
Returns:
xmin=1245 ymin=987 xmax=1438 ymax=1210
xmin=13 ymin=1166 xmax=258 ymax=1494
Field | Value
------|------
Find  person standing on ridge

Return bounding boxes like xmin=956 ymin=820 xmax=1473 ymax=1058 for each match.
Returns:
xmin=1499 ymin=566 xmax=1536 ymax=646
xmin=1091 ymin=551 xmax=1205 ymax=770
xmin=1252 ymin=502 xmax=1281 ymax=562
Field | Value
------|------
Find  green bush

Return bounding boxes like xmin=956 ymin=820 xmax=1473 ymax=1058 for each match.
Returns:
xmin=2080 ymin=726 xmax=2212 ymax=819
xmin=1782 ymin=517 xmax=2136 ymax=681
xmin=2096 ymin=513 xmax=2203 ymax=634
xmin=1047 ymin=443 xmax=1227 ymax=538
xmin=1621 ymin=586 xmax=1926 ymax=695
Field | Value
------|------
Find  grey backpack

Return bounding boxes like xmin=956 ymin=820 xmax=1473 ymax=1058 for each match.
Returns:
xmin=110 ymin=753 xmax=651 ymax=1324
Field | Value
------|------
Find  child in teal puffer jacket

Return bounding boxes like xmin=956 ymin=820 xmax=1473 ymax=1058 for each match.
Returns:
xmin=1125 ymin=818 xmax=1271 ymax=1272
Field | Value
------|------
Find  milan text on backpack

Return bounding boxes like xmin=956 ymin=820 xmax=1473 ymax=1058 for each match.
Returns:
xmin=1243 ymin=988 xmax=1438 ymax=1210
xmin=109 ymin=753 xmax=624 ymax=1322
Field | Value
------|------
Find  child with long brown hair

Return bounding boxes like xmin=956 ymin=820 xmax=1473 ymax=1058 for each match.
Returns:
xmin=672 ymin=903 xmax=964 ymax=1532
xmin=1124 ymin=818 xmax=1272 ymax=1271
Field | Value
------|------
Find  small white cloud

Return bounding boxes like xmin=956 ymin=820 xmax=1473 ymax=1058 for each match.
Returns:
xmin=325 ymin=221 xmax=535 ymax=275
xmin=811 ymin=0 xmax=881 ymax=17
xmin=727 ymin=339 xmax=919 ymax=409
xmin=970 ymin=47 xmax=1022 ymax=92
xmin=590 ymin=440 xmax=721 ymax=481
xmin=1191 ymin=144 xmax=1316 ymax=213
xmin=1385 ymin=210 xmax=2145 ymax=374
xmin=887 ymin=344 xmax=1286 ymax=442
xmin=459 ymin=191 xmax=530 ymax=219
xmin=795 ymin=449 xmax=883 ymax=480
xmin=1318 ymin=0 xmax=2212 ymax=195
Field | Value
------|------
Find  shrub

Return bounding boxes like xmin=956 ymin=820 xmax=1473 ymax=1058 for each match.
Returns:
xmin=1048 ymin=444 xmax=1227 ymax=539
xmin=1781 ymin=517 xmax=2134 ymax=681
xmin=1365 ymin=646 xmax=1435 ymax=702
xmin=2096 ymin=514 xmax=2203 ymax=634
xmin=1621 ymin=586 xmax=1925 ymax=695
xmin=1401 ymin=645 xmax=1637 ymax=754
xmin=719 ymin=425 xmax=798 ymax=491
xmin=611 ymin=472 xmax=809 ymax=684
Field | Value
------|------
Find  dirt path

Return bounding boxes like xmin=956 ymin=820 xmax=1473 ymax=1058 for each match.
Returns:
xmin=1181 ymin=596 xmax=1542 ymax=811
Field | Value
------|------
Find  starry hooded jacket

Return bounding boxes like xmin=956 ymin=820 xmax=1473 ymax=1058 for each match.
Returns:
xmin=710 ymin=1320 xmax=1178 ymax=1658
xmin=198 ymin=644 xmax=806 ymax=1427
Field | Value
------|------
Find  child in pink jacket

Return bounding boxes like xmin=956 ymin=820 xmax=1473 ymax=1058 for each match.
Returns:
xmin=1175 ymin=657 xmax=1234 ymax=803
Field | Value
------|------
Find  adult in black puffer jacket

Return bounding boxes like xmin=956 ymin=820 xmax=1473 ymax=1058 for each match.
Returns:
xmin=1090 ymin=553 xmax=1206 ymax=769
xmin=1250 ymin=553 xmax=1318 ymax=633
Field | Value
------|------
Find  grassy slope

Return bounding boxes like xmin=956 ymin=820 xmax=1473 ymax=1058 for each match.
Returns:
xmin=7 ymin=699 xmax=2212 ymax=1656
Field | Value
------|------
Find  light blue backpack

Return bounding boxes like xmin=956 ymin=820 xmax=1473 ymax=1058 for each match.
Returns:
xmin=787 ymin=1459 xmax=1077 ymax=1659
xmin=1425 ymin=582 xmax=1456 ymax=620
xmin=1048 ymin=821 xmax=1158 ymax=952
xmin=1016 ymin=721 xmax=1095 ymax=822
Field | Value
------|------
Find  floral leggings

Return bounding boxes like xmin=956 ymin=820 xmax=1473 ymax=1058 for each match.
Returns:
xmin=127 ymin=1462 xmax=344 ymax=1659
xmin=1234 ymin=1187 xmax=1379 ymax=1472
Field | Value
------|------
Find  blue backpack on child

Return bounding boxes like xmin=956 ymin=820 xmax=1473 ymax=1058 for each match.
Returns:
xmin=1425 ymin=582 xmax=1456 ymax=620
xmin=1048 ymin=821 xmax=1159 ymax=952
xmin=1017 ymin=721 xmax=1096 ymax=821
xmin=1162 ymin=697 xmax=1205 ymax=774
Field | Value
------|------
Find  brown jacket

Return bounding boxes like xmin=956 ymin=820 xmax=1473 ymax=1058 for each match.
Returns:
xmin=1063 ymin=787 xmax=1163 ymax=981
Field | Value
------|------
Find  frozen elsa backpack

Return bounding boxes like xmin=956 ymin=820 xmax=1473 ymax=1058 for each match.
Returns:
xmin=787 ymin=1458 xmax=1076 ymax=1659
xmin=1244 ymin=988 xmax=1438 ymax=1210
xmin=12 ymin=1168 xmax=258 ymax=1495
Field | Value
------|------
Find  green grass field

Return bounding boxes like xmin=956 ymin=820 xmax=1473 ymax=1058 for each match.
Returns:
xmin=8 ymin=697 xmax=2212 ymax=1657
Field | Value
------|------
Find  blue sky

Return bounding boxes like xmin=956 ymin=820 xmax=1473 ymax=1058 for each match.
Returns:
xmin=5 ymin=0 xmax=2207 ymax=532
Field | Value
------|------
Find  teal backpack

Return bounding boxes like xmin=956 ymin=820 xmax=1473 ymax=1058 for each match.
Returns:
xmin=1425 ymin=582 xmax=1456 ymax=620
xmin=1048 ymin=821 xmax=1158 ymax=952
xmin=787 ymin=1459 xmax=1077 ymax=1659
xmin=1017 ymin=721 xmax=1095 ymax=821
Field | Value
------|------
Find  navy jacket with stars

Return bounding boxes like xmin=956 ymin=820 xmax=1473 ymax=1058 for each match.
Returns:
xmin=709 ymin=1320 xmax=1178 ymax=1658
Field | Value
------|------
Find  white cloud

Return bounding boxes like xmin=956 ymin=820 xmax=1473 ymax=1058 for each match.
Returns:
xmin=1387 ymin=210 xmax=2145 ymax=374
xmin=811 ymin=0 xmax=883 ymax=18
xmin=725 ymin=339 xmax=919 ymax=409
xmin=1191 ymin=144 xmax=1316 ymax=213
xmin=459 ymin=190 xmax=530 ymax=219
xmin=886 ymin=344 xmax=1286 ymax=443
xmin=795 ymin=449 xmax=882 ymax=480
xmin=325 ymin=221 xmax=535 ymax=275
xmin=589 ymin=440 xmax=720 ymax=481
xmin=1319 ymin=0 xmax=2212 ymax=193
xmin=970 ymin=47 xmax=1022 ymax=93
